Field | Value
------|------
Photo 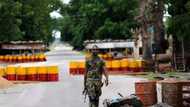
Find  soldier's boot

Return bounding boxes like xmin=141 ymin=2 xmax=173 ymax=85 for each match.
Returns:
xmin=89 ymin=97 xmax=99 ymax=107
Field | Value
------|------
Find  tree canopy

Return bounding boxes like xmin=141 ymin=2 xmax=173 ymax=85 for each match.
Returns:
xmin=0 ymin=0 xmax=63 ymax=43
xmin=60 ymin=0 xmax=139 ymax=48
xmin=0 ymin=0 xmax=22 ymax=42
xmin=167 ymin=0 xmax=190 ymax=40
xmin=0 ymin=0 xmax=189 ymax=47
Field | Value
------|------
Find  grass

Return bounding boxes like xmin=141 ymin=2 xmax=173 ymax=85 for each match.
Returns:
xmin=136 ymin=71 xmax=180 ymax=80
xmin=165 ymin=71 xmax=177 ymax=77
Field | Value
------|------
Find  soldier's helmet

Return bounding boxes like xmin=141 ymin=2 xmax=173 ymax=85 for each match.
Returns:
xmin=91 ymin=45 xmax=99 ymax=53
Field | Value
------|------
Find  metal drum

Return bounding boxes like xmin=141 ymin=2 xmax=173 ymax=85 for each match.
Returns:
xmin=69 ymin=61 xmax=78 ymax=75
xmin=106 ymin=61 xmax=112 ymax=72
xmin=47 ymin=66 xmax=59 ymax=81
xmin=78 ymin=61 xmax=85 ymax=74
xmin=27 ymin=67 xmax=37 ymax=81
xmin=120 ymin=59 xmax=129 ymax=72
xmin=38 ymin=66 xmax=48 ymax=81
xmin=6 ymin=66 xmax=16 ymax=81
xmin=16 ymin=67 xmax=26 ymax=80
xmin=111 ymin=60 xmax=121 ymax=72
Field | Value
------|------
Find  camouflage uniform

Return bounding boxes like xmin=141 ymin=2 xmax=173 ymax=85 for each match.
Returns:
xmin=85 ymin=55 xmax=105 ymax=107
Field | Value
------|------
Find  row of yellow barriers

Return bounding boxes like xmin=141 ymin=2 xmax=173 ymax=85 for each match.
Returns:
xmin=0 ymin=66 xmax=59 ymax=81
xmin=0 ymin=54 xmax=46 ymax=63
xmin=69 ymin=59 xmax=145 ymax=75
xmin=98 ymin=54 xmax=113 ymax=60
xmin=86 ymin=53 xmax=113 ymax=60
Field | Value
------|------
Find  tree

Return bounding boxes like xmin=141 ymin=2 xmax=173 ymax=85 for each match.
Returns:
xmin=0 ymin=0 xmax=63 ymax=43
xmin=20 ymin=0 xmax=63 ymax=43
xmin=60 ymin=0 xmax=139 ymax=48
xmin=137 ymin=0 xmax=166 ymax=61
xmin=0 ymin=0 xmax=23 ymax=42
xmin=167 ymin=0 xmax=190 ymax=40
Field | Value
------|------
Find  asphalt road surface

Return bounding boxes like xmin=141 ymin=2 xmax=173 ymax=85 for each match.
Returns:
xmin=0 ymin=42 xmax=145 ymax=107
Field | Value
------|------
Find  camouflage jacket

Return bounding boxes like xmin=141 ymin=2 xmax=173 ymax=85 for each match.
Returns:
xmin=86 ymin=55 xmax=105 ymax=80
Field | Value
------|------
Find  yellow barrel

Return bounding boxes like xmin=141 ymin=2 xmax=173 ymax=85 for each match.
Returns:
xmin=16 ymin=67 xmax=26 ymax=80
xmin=38 ymin=66 xmax=47 ymax=74
xmin=7 ymin=55 xmax=10 ymax=62
xmin=22 ymin=55 xmax=27 ymax=62
xmin=26 ymin=55 xmax=30 ymax=62
xmin=30 ymin=55 xmax=35 ymax=61
xmin=27 ymin=67 xmax=37 ymax=81
xmin=6 ymin=66 xmax=16 ymax=80
xmin=111 ymin=60 xmax=121 ymax=71
xmin=102 ymin=54 xmax=107 ymax=60
xmin=38 ymin=54 xmax=41 ymax=61
xmin=107 ymin=53 xmax=112 ymax=60
xmin=18 ymin=55 xmax=22 ymax=62
xmin=105 ymin=61 xmax=112 ymax=71
xmin=7 ymin=55 xmax=12 ymax=62
xmin=22 ymin=55 xmax=25 ymax=62
xmin=47 ymin=66 xmax=58 ymax=74
xmin=47 ymin=66 xmax=59 ymax=81
xmin=38 ymin=54 xmax=43 ymax=61
xmin=9 ymin=55 xmax=13 ymax=62
xmin=121 ymin=59 xmax=129 ymax=71
xmin=78 ymin=61 xmax=85 ymax=74
xmin=17 ymin=67 xmax=26 ymax=75
xmin=70 ymin=61 xmax=79 ymax=75
xmin=27 ymin=67 xmax=37 ymax=74
xmin=12 ymin=55 xmax=17 ymax=62
xmin=42 ymin=54 xmax=46 ymax=61
xmin=38 ymin=66 xmax=48 ymax=81
xmin=38 ymin=54 xmax=46 ymax=61
xmin=136 ymin=60 xmax=145 ymax=72
xmin=4 ymin=55 xmax=9 ymax=62
xmin=0 ymin=67 xmax=5 ymax=77
xmin=6 ymin=66 xmax=16 ymax=75
xmin=128 ymin=59 xmax=138 ymax=72
xmin=34 ymin=55 xmax=39 ymax=61
xmin=0 ymin=56 xmax=4 ymax=61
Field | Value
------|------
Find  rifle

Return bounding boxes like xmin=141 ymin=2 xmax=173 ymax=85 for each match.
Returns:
xmin=82 ymin=87 xmax=88 ymax=103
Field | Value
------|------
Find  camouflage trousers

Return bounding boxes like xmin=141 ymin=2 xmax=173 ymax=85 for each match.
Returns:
xmin=86 ymin=79 xmax=103 ymax=107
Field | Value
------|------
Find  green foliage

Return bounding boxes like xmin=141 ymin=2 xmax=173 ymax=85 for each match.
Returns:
xmin=20 ymin=0 xmax=63 ymax=43
xmin=0 ymin=0 xmax=23 ymax=42
xmin=167 ymin=0 xmax=190 ymax=40
xmin=60 ymin=0 xmax=139 ymax=48
xmin=0 ymin=0 xmax=63 ymax=43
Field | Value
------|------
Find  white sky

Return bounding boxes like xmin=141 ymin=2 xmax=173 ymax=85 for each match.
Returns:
xmin=50 ymin=10 xmax=62 ymax=19
xmin=62 ymin=0 xmax=70 ymax=4
xmin=52 ymin=30 xmax=61 ymax=38
xmin=50 ymin=0 xmax=70 ymax=19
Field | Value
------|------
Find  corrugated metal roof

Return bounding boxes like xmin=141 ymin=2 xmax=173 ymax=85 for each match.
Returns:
xmin=85 ymin=41 xmax=142 ymax=49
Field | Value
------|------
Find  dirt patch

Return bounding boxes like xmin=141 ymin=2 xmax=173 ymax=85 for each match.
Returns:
xmin=12 ymin=81 xmax=40 ymax=85
xmin=0 ymin=77 xmax=41 ymax=89
xmin=0 ymin=77 xmax=14 ymax=89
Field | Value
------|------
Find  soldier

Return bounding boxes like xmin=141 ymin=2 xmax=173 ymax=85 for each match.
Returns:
xmin=83 ymin=45 xmax=109 ymax=107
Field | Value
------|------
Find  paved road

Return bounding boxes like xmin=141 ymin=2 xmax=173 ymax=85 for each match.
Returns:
xmin=0 ymin=42 xmax=145 ymax=107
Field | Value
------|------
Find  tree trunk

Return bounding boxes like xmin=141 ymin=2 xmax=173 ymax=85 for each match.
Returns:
xmin=139 ymin=0 xmax=153 ymax=61
xmin=152 ymin=0 xmax=165 ymax=53
xmin=142 ymin=34 xmax=153 ymax=61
